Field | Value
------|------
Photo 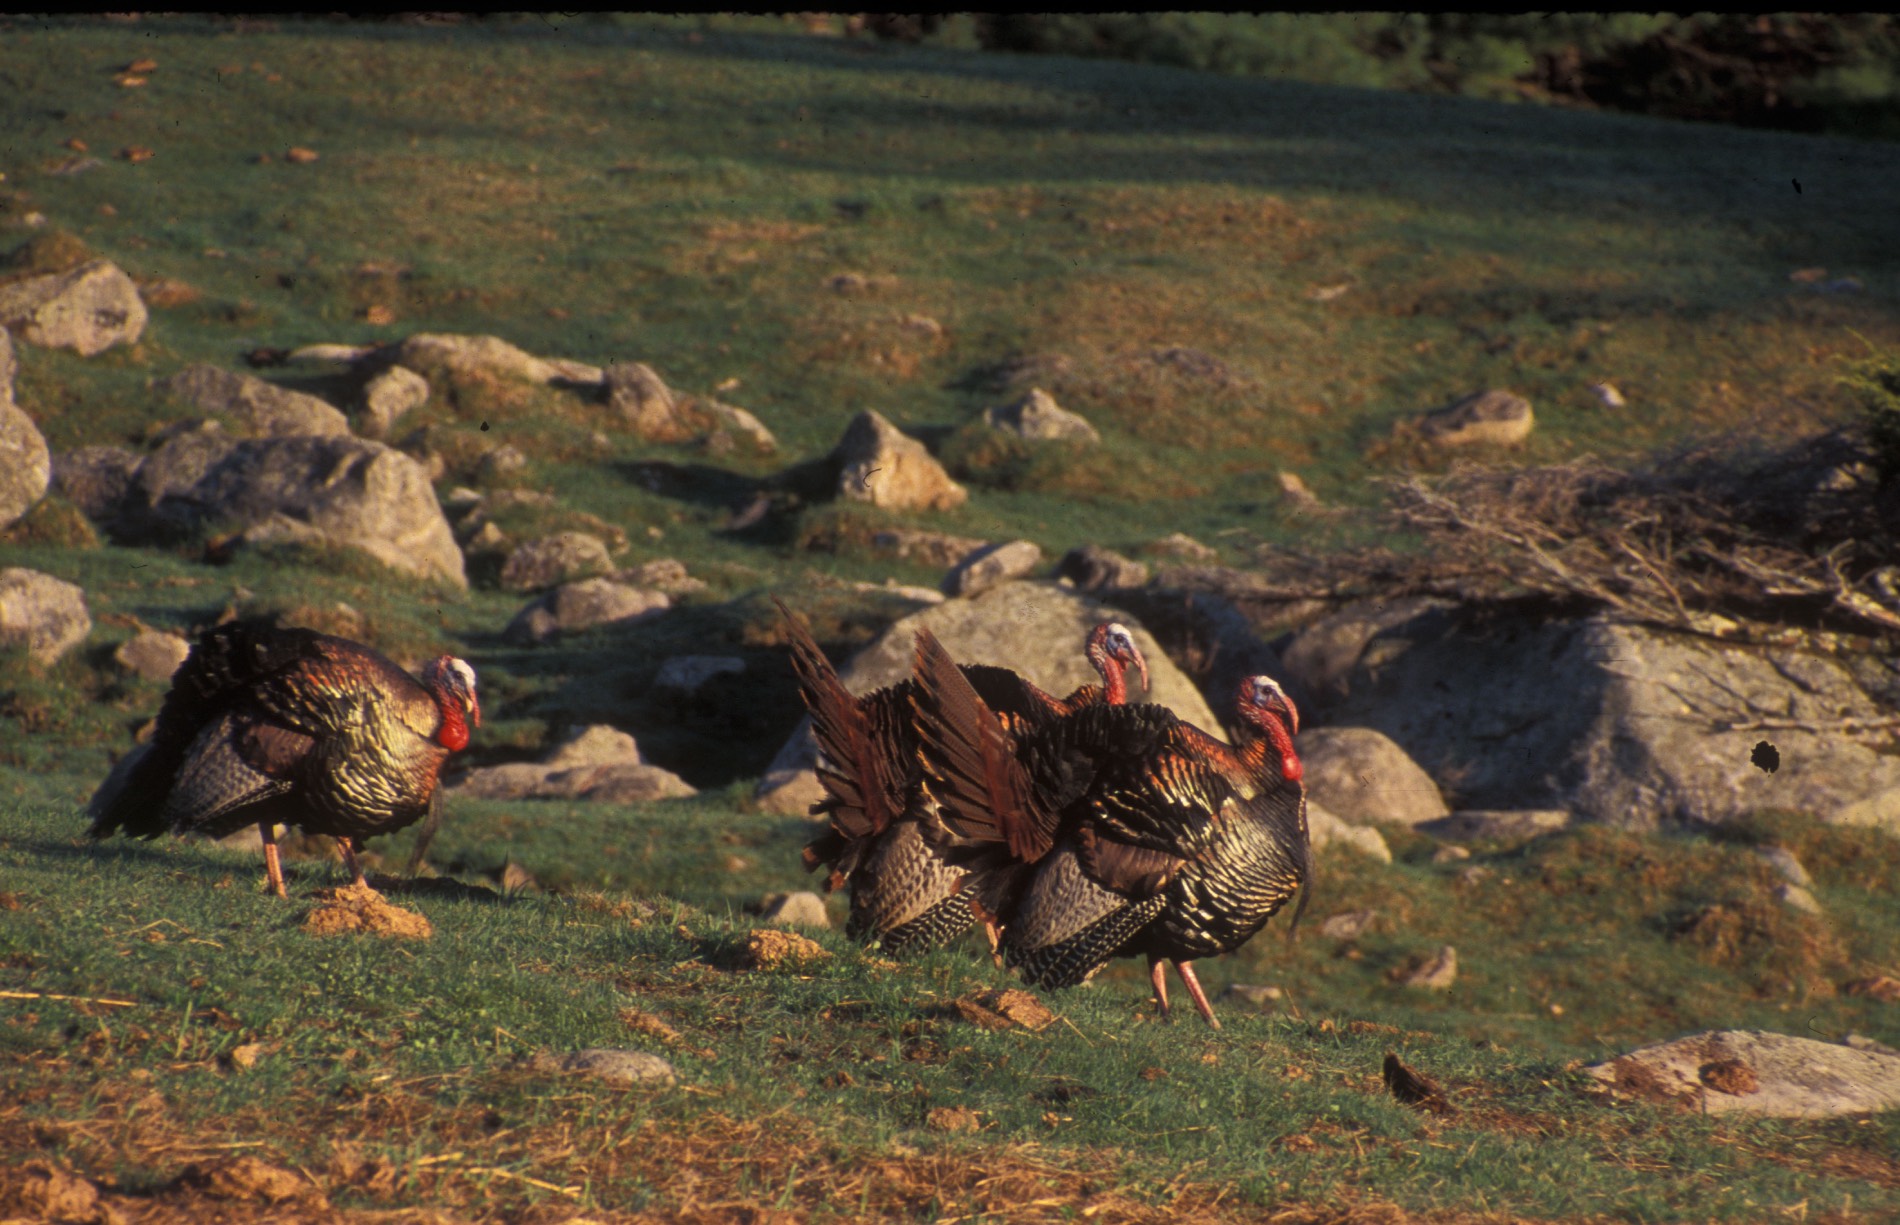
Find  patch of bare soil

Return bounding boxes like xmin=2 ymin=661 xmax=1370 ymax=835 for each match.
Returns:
xmin=300 ymin=883 xmax=433 ymax=939
xmin=737 ymin=927 xmax=827 ymax=971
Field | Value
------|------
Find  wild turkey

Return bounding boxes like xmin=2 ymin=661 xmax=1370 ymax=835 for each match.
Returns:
xmin=87 ymin=620 xmax=480 ymax=898
xmin=775 ymin=599 xmax=1147 ymax=952
xmin=911 ymin=631 xmax=1307 ymax=1028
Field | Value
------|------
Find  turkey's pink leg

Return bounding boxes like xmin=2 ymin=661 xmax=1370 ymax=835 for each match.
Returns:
xmin=259 ymin=822 xmax=288 ymax=899
xmin=336 ymin=837 xmax=367 ymax=889
xmin=1174 ymin=960 xmax=1221 ymax=1030
xmin=1149 ymin=956 xmax=1172 ymax=1019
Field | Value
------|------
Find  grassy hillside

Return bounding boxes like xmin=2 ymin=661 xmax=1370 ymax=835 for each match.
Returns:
xmin=3 ymin=15 xmax=1899 ymax=1222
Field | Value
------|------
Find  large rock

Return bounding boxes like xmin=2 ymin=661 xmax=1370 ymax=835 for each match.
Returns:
xmin=51 ymin=446 xmax=141 ymax=523
xmin=943 ymin=540 xmax=1042 ymax=599
xmin=0 ymin=260 xmax=147 ymax=355
xmin=756 ymin=581 xmax=1221 ymax=812
xmin=0 ymin=567 xmax=91 ymax=664
xmin=359 ymin=365 xmax=429 ymax=439
xmin=1586 ymin=1030 xmax=1900 ymax=1118
xmin=1306 ymin=800 xmax=1392 ymax=862
xmin=116 ymin=430 xmax=465 ymax=587
xmin=1418 ymin=390 xmax=1533 ymax=448
xmin=114 ymin=628 xmax=191 ymax=682
xmin=604 ymin=362 xmax=694 ymax=442
xmin=832 ymin=410 xmax=966 ymax=512
xmin=1280 ymin=597 xmax=1456 ymax=712
xmin=158 ymin=364 xmax=351 ymax=438
xmin=505 ymin=579 xmax=668 ymax=644
xmin=982 ymin=387 xmax=1100 ymax=444
xmin=0 ymin=325 xmax=13 ymax=396
xmin=396 ymin=333 xmax=599 ymax=386
xmin=1297 ymin=726 xmax=1450 ymax=827
xmin=499 ymin=533 xmax=615 ymax=593
xmin=1329 ymin=608 xmax=1900 ymax=834
xmin=697 ymin=398 xmax=777 ymax=454
xmin=0 ymin=398 xmax=50 ymax=530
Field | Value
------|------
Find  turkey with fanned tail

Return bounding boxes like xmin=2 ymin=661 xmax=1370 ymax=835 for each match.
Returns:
xmin=774 ymin=598 xmax=1147 ymax=954
xmin=909 ymin=628 xmax=1307 ymax=1028
xmin=87 ymin=619 xmax=480 ymax=897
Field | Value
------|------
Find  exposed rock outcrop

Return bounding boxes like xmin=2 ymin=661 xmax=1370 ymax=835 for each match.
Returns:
xmin=0 ymin=260 xmax=147 ymax=355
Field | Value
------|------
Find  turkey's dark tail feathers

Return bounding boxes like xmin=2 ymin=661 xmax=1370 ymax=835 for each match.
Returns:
xmin=774 ymin=597 xmax=899 ymax=839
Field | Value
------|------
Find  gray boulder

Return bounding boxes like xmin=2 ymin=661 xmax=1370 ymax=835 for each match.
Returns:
xmin=0 ymin=398 xmax=50 ymax=530
xmin=604 ymin=362 xmax=693 ymax=442
xmin=756 ymin=581 xmax=1220 ymax=813
xmin=1418 ymin=389 xmax=1533 ymax=448
xmin=505 ymin=579 xmax=668 ymax=645
xmin=396 ymin=333 xmax=600 ymax=386
xmin=452 ymin=724 xmax=695 ymax=803
xmin=51 ymin=446 xmax=141 ymax=523
xmin=943 ymin=540 xmax=1042 ymax=599
xmin=982 ymin=387 xmax=1100 ymax=444
xmin=833 ymin=410 xmax=966 ymax=512
xmin=0 ymin=567 xmax=91 ymax=664
xmin=654 ymin=655 xmax=745 ymax=694
xmin=1328 ymin=609 xmax=1900 ymax=835
xmin=115 ymin=431 xmax=465 ymax=588
xmin=1306 ymin=800 xmax=1392 ymax=862
xmin=759 ymin=891 xmax=830 ymax=928
xmin=1586 ymin=1030 xmax=1900 ymax=1118
xmin=0 ymin=260 xmax=147 ymax=356
xmin=1279 ymin=596 xmax=1456 ymax=712
xmin=359 ymin=365 xmax=429 ymax=438
xmin=158 ymin=364 xmax=351 ymax=438
xmin=1297 ymin=726 xmax=1449 ymax=827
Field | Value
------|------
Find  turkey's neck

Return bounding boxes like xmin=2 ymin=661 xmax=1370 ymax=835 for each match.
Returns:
xmin=1088 ymin=642 xmax=1126 ymax=706
xmin=431 ymin=688 xmax=470 ymax=751
xmin=1241 ymin=712 xmax=1301 ymax=785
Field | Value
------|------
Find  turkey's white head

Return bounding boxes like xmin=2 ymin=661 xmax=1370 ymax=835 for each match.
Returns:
xmin=1086 ymin=621 xmax=1150 ymax=700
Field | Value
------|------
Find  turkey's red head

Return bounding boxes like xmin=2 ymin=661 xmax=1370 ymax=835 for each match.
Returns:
xmin=1086 ymin=622 xmax=1150 ymax=704
xmin=423 ymin=655 xmax=481 ymax=751
xmin=1236 ymin=674 xmax=1301 ymax=784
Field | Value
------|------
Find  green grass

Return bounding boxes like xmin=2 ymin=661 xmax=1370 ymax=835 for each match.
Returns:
xmin=4 ymin=15 xmax=1900 ymax=1221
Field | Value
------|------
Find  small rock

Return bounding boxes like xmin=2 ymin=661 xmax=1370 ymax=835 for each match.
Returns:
xmin=1400 ymin=946 xmax=1458 ymax=990
xmin=1415 ymin=810 xmax=1568 ymax=843
xmin=1774 ymin=882 xmax=1823 ymax=915
xmin=1051 ymin=544 xmax=1149 ymax=593
xmin=982 ymin=387 xmax=1101 ymax=444
xmin=871 ymin=528 xmax=989 ymax=569
xmin=1218 ymin=983 xmax=1282 ymax=1008
xmin=0 ymin=567 xmax=91 ymax=664
xmin=604 ymin=361 xmax=694 ymax=442
xmin=1305 ymin=800 xmax=1392 ymax=862
xmin=695 ymin=397 xmax=777 ymax=453
xmin=850 ymin=579 xmax=946 ymax=605
xmin=1308 ymin=282 xmax=1352 ymax=302
xmin=1277 ymin=470 xmax=1323 ymax=513
xmin=1319 ymin=910 xmax=1377 ymax=941
xmin=395 ymin=332 xmax=594 ymax=386
xmin=1845 ymin=1032 xmax=1900 ymax=1055
xmin=547 ymin=1048 xmax=677 ymax=1086
xmin=1417 ymin=390 xmax=1534 ymax=448
xmin=228 ymin=1042 xmax=264 ymax=1071
xmin=285 ymin=343 xmax=377 ymax=369
xmin=833 ymin=410 xmax=966 ymax=512
xmin=1755 ymin=845 xmax=1812 ymax=887
xmin=478 ymin=443 xmax=528 ymax=481
xmin=158 ymin=363 xmax=351 ymax=438
xmin=1588 ymin=382 xmax=1626 ymax=409
xmin=1843 ymin=975 xmax=1900 ymax=1003
xmin=614 ymin=558 xmax=706 ymax=595
xmin=953 ymin=988 xmax=1056 ymax=1032
xmin=499 ymin=532 xmax=614 ymax=592
xmin=1431 ymin=844 xmax=1471 ymax=864
xmin=654 ymin=654 xmax=745 ymax=694
xmin=759 ymin=891 xmax=830 ymax=928
xmin=1789 ymin=267 xmax=1829 ymax=284
xmin=943 ymin=539 xmax=1043 ymax=599
xmin=504 ymin=578 xmax=668 ymax=643
xmin=546 ymin=725 xmax=643 ymax=767
xmin=0 ymin=259 xmax=148 ymax=355
xmin=1145 ymin=532 xmax=1216 ymax=562
xmin=114 ymin=628 xmax=190 ymax=682
xmin=755 ymin=765 xmax=827 ymax=817
xmin=359 ymin=365 xmax=429 ymax=438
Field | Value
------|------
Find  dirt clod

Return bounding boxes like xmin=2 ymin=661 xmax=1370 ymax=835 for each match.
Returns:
xmin=8 ymin=1162 xmax=100 ymax=1223
xmin=180 ymin=1155 xmax=319 ymax=1204
xmin=952 ymin=988 xmax=1056 ymax=1032
xmin=1699 ymin=1058 xmax=1761 ymax=1096
xmin=926 ymin=1106 xmax=982 ymax=1133
xmin=739 ymin=927 xmax=828 ymax=971
xmin=301 ymin=883 xmax=433 ymax=939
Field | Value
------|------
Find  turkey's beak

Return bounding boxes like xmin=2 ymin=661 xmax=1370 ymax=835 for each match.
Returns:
xmin=467 ymin=693 xmax=483 ymax=729
xmin=1269 ymin=690 xmax=1298 ymax=736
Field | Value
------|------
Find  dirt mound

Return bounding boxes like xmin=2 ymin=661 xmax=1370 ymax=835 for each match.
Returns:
xmin=301 ymin=883 xmax=433 ymax=939
xmin=951 ymin=988 xmax=1056 ymax=1032
xmin=739 ymin=927 xmax=828 ymax=970
xmin=179 ymin=1156 xmax=322 ymax=1205
xmin=3 ymin=1162 xmax=100 ymax=1223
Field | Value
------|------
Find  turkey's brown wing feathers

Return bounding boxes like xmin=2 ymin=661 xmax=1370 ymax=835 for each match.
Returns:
xmin=909 ymin=627 xmax=1054 ymax=863
xmin=774 ymin=598 xmax=900 ymax=839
